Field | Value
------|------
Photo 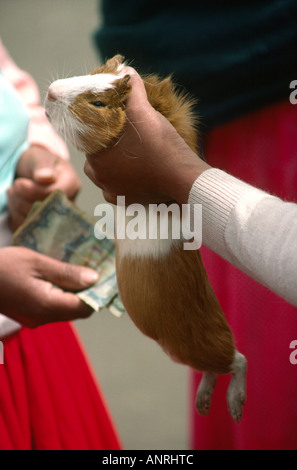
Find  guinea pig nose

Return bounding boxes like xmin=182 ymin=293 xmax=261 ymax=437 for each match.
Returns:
xmin=47 ymin=88 xmax=57 ymax=102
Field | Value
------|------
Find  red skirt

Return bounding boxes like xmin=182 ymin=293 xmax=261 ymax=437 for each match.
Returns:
xmin=0 ymin=321 xmax=122 ymax=450
xmin=191 ymin=100 xmax=297 ymax=450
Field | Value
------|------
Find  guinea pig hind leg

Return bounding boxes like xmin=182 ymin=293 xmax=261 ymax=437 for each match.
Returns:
xmin=226 ymin=350 xmax=247 ymax=423
xmin=196 ymin=371 xmax=218 ymax=416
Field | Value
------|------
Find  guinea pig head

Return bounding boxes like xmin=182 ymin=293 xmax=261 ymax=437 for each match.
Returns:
xmin=45 ymin=57 xmax=132 ymax=154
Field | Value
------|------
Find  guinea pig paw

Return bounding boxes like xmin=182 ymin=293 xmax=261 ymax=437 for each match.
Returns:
xmin=226 ymin=379 xmax=246 ymax=423
xmin=226 ymin=352 xmax=247 ymax=423
xmin=195 ymin=372 xmax=218 ymax=416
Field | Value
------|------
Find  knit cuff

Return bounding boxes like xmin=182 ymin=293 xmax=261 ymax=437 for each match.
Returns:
xmin=188 ymin=168 xmax=257 ymax=258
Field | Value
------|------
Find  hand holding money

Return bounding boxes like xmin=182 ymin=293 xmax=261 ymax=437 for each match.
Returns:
xmin=0 ymin=246 xmax=98 ymax=327
xmin=13 ymin=190 xmax=125 ymax=319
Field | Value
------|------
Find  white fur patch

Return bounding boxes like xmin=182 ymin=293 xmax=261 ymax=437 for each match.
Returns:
xmin=44 ymin=95 xmax=88 ymax=149
xmin=116 ymin=206 xmax=183 ymax=261
xmin=116 ymin=237 xmax=179 ymax=262
xmin=47 ymin=73 xmax=122 ymax=105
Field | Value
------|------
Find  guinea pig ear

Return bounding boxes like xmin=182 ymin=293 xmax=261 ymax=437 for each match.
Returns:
xmin=106 ymin=54 xmax=125 ymax=70
xmin=90 ymin=54 xmax=125 ymax=75
xmin=114 ymin=74 xmax=132 ymax=106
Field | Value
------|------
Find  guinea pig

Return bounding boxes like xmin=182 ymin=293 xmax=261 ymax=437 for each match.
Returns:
xmin=45 ymin=55 xmax=247 ymax=422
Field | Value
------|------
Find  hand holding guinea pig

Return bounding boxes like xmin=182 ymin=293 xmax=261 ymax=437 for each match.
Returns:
xmin=84 ymin=68 xmax=211 ymax=206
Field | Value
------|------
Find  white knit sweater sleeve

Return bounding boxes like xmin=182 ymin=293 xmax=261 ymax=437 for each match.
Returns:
xmin=189 ymin=168 xmax=297 ymax=307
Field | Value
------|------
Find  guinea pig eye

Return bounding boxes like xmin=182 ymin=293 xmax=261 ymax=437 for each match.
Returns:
xmin=91 ymin=101 xmax=105 ymax=108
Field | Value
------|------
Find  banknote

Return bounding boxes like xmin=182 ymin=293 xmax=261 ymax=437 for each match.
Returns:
xmin=12 ymin=190 xmax=125 ymax=317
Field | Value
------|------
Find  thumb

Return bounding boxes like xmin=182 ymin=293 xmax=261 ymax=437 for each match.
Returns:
xmin=33 ymin=158 xmax=58 ymax=185
xmin=123 ymin=68 xmax=152 ymax=118
xmin=37 ymin=255 xmax=99 ymax=291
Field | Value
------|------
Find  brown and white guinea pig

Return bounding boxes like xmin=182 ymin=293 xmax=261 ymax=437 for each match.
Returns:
xmin=45 ymin=55 xmax=247 ymax=422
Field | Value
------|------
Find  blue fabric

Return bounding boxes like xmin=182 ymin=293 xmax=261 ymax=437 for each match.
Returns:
xmin=0 ymin=71 xmax=29 ymax=214
xmin=95 ymin=0 xmax=297 ymax=129
xmin=0 ymin=72 xmax=29 ymax=213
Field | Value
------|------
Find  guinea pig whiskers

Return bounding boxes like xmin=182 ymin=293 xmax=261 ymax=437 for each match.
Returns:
xmin=124 ymin=113 xmax=142 ymax=144
xmin=103 ymin=113 xmax=111 ymax=137
xmin=61 ymin=114 xmax=69 ymax=145
xmin=142 ymin=78 xmax=158 ymax=87
xmin=67 ymin=115 xmax=76 ymax=147
xmin=122 ymin=148 xmax=141 ymax=159
xmin=70 ymin=114 xmax=86 ymax=150
xmin=113 ymin=131 xmax=126 ymax=148
xmin=50 ymin=66 xmax=62 ymax=84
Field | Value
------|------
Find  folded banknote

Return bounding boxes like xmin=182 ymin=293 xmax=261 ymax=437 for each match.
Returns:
xmin=12 ymin=190 xmax=125 ymax=317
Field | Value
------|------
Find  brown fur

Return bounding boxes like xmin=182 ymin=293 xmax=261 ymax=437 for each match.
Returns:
xmin=142 ymin=75 xmax=199 ymax=153
xmin=116 ymin=245 xmax=235 ymax=374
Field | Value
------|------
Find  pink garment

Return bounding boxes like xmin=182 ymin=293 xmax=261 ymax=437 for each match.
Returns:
xmin=190 ymin=100 xmax=297 ymax=450
xmin=0 ymin=40 xmax=68 ymax=160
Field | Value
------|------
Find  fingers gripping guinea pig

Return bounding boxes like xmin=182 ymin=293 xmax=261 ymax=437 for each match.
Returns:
xmin=45 ymin=55 xmax=247 ymax=422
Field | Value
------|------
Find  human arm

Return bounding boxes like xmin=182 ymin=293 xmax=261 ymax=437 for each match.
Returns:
xmin=0 ymin=246 xmax=99 ymax=328
xmin=189 ymin=169 xmax=297 ymax=306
